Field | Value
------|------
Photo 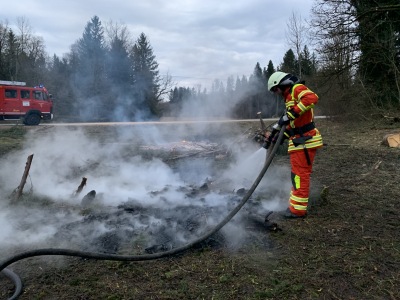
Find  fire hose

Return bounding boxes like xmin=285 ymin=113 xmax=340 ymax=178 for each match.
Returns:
xmin=0 ymin=126 xmax=285 ymax=300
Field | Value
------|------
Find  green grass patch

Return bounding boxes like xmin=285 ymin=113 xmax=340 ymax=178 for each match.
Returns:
xmin=0 ymin=126 xmax=26 ymax=155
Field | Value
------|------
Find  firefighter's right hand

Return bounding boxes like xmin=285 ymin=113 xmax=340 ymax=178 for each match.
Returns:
xmin=262 ymin=130 xmax=275 ymax=149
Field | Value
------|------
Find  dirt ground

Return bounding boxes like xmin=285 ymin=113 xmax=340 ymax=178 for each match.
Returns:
xmin=1 ymin=117 xmax=399 ymax=300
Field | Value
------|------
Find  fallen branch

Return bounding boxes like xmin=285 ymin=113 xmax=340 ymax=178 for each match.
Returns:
xmin=361 ymin=160 xmax=382 ymax=176
xmin=166 ymin=150 xmax=222 ymax=161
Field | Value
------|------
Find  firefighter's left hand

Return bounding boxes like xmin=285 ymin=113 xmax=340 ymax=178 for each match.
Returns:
xmin=271 ymin=127 xmax=291 ymax=145
xmin=278 ymin=114 xmax=290 ymax=126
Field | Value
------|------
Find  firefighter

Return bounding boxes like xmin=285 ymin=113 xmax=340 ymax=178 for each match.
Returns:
xmin=266 ymin=71 xmax=323 ymax=218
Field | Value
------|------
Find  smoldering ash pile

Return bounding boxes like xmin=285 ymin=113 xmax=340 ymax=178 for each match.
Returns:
xmin=0 ymin=125 xmax=290 ymax=259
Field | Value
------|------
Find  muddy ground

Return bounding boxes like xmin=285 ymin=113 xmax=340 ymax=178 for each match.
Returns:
xmin=0 ymin=117 xmax=399 ymax=300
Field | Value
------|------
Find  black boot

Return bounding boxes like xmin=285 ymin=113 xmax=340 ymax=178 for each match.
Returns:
xmin=283 ymin=208 xmax=306 ymax=219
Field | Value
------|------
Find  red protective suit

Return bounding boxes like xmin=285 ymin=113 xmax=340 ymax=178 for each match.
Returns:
xmin=282 ymin=84 xmax=323 ymax=216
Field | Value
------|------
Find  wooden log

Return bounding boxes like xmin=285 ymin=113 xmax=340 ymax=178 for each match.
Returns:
xmin=13 ymin=154 xmax=34 ymax=201
xmin=382 ymin=133 xmax=400 ymax=148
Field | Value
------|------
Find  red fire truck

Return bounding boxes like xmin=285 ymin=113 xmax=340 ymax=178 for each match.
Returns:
xmin=0 ymin=80 xmax=53 ymax=125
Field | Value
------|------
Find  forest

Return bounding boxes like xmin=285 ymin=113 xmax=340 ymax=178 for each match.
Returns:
xmin=0 ymin=0 xmax=399 ymax=122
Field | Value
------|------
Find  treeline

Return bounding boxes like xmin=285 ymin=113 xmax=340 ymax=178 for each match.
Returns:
xmin=0 ymin=16 xmax=316 ymax=121
xmin=0 ymin=16 xmax=167 ymax=121
xmin=0 ymin=15 xmax=312 ymax=121
xmin=0 ymin=0 xmax=399 ymax=122
xmin=165 ymin=47 xmax=317 ymax=119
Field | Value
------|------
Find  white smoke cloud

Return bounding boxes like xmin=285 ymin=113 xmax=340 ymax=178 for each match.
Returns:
xmin=0 ymin=124 xmax=290 ymax=259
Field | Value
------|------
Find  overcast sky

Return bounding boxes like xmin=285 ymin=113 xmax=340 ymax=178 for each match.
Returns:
xmin=0 ymin=0 xmax=315 ymax=88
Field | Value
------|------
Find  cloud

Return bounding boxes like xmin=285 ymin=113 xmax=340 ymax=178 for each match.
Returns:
xmin=0 ymin=0 xmax=314 ymax=88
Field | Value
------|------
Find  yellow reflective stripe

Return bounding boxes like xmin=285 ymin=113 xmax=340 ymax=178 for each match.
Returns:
xmin=305 ymin=139 xmax=323 ymax=147
xmin=297 ymin=90 xmax=313 ymax=99
xmin=288 ymin=85 xmax=315 ymax=115
xmin=294 ymin=174 xmax=300 ymax=189
xmin=307 ymin=134 xmax=323 ymax=143
xmin=288 ymin=135 xmax=323 ymax=151
xmin=286 ymin=101 xmax=295 ymax=108
xmin=308 ymin=141 xmax=323 ymax=148
xmin=287 ymin=111 xmax=296 ymax=119
xmin=291 ymin=84 xmax=302 ymax=100
xmin=298 ymin=102 xmax=307 ymax=112
xmin=290 ymin=192 xmax=308 ymax=203
xmin=290 ymin=84 xmax=309 ymax=104
xmin=297 ymin=102 xmax=314 ymax=113
xmin=290 ymin=203 xmax=308 ymax=211
xmin=288 ymin=141 xmax=323 ymax=151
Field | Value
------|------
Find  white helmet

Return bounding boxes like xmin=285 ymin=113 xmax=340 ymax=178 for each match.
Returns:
xmin=267 ymin=71 xmax=295 ymax=91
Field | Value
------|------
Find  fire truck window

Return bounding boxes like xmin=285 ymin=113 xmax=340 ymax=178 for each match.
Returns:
xmin=21 ymin=90 xmax=30 ymax=99
xmin=5 ymin=89 xmax=17 ymax=98
xmin=34 ymin=91 xmax=43 ymax=100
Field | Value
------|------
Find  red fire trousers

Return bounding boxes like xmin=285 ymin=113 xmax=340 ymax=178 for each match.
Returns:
xmin=288 ymin=148 xmax=317 ymax=216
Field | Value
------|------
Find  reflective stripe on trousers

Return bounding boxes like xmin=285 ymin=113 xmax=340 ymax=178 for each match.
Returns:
xmin=289 ymin=148 xmax=317 ymax=216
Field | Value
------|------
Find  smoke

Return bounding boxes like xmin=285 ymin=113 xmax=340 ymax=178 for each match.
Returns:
xmin=169 ymin=77 xmax=277 ymax=120
xmin=0 ymin=123 xmax=290 ymax=259
xmin=178 ymin=93 xmax=231 ymax=119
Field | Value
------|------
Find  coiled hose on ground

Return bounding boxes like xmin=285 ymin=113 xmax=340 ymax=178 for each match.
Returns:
xmin=0 ymin=126 xmax=285 ymax=300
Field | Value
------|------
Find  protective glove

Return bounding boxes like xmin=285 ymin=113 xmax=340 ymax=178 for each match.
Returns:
xmin=278 ymin=109 xmax=300 ymax=127
xmin=286 ymin=109 xmax=299 ymax=120
xmin=272 ymin=130 xmax=290 ymax=145
xmin=278 ymin=114 xmax=290 ymax=127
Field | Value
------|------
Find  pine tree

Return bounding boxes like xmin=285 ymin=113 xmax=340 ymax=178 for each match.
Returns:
xmin=108 ymin=36 xmax=131 ymax=87
xmin=130 ymin=33 xmax=161 ymax=118
xmin=279 ymin=49 xmax=297 ymax=74
xmin=265 ymin=60 xmax=276 ymax=78
xmin=4 ymin=30 xmax=19 ymax=80
xmin=106 ymin=34 xmax=133 ymax=121
xmin=74 ymin=16 xmax=109 ymax=120
xmin=299 ymin=45 xmax=315 ymax=77
xmin=47 ymin=55 xmax=74 ymax=118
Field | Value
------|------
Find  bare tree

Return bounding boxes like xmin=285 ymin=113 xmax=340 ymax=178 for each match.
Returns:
xmin=16 ymin=16 xmax=33 ymax=54
xmin=104 ymin=20 xmax=132 ymax=49
xmin=157 ymin=71 xmax=175 ymax=102
xmin=286 ymin=11 xmax=308 ymax=77
xmin=311 ymin=0 xmax=400 ymax=108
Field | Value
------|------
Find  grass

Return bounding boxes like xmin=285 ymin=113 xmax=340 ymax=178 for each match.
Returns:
xmin=1 ymin=118 xmax=400 ymax=299
xmin=0 ymin=125 xmax=26 ymax=155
